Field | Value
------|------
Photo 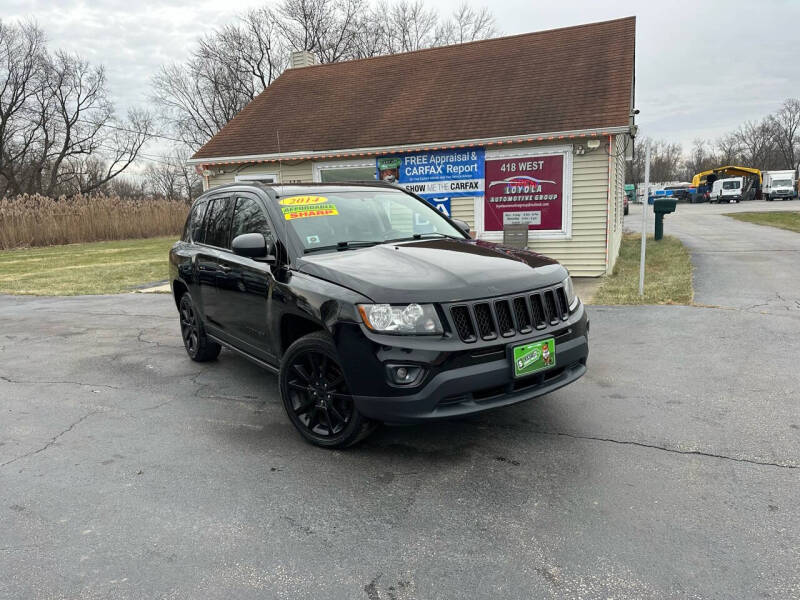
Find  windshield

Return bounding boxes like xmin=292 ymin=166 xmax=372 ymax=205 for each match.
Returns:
xmin=773 ymin=179 xmax=792 ymax=187
xmin=722 ymin=180 xmax=741 ymax=190
xmin=275 ymin=190 xmax=466 ymax=252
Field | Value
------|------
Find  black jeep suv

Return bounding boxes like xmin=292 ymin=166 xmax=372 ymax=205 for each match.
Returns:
xmin=170 ymin=182 xmax=589 ymax=447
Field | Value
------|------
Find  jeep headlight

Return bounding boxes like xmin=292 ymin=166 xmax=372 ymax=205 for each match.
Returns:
xmin=358 ymin=303 xmax=443 ymax=334
xmin=562 ymin=276 xmax=578 ymax=310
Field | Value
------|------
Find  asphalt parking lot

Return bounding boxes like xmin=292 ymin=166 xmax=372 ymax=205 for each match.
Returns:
xmin=2 ymin=205 xmax=799 ymax=599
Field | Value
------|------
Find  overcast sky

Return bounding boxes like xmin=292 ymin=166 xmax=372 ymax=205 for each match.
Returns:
xmin=5 ymin=0 xmax=800 ymax=156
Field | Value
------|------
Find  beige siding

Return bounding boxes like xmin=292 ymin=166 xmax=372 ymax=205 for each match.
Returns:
xmin=206 ymin=160 xmax=313 ymax=188
xmin=451 ymin=197 xmax=475 ymax=228
xmin=607 ymin=134 xmax=626 ymax=272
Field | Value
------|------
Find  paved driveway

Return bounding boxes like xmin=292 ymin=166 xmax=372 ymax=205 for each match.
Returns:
xmin=627 ymin=199 xmax=800 ymax=312
xmin=1 ymin=293 xmax=798 ymax=599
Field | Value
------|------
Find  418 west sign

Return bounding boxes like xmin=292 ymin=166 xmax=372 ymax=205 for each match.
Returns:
xmin=483 ymin=154 xmax=564 ymax=231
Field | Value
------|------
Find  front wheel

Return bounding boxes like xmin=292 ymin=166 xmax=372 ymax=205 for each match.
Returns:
xmin=279 ymin=332 xmax=377 ymax=448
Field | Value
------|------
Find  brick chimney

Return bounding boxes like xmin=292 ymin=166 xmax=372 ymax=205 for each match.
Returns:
xmin=289 ymin=50 xmax=319 ymax=69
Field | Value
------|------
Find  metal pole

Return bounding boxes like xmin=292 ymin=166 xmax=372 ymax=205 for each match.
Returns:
xmin=638 ymin=140 xmax=651 ymax=297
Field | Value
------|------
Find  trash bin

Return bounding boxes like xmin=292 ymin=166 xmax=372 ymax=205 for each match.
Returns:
xmin=653 ymin=199 xmax=677 ymax=240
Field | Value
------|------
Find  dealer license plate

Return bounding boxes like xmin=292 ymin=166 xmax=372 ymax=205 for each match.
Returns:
xmin=512 ymin=338 xmax=556 ymax=378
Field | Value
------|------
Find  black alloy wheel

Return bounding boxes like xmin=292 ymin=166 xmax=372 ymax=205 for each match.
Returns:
xmin=287 ymin=351 xmax=352 ymax=437
xmin=280 ymin=332 xmax=376 ymax=448
xmin=179 ymin=293 xmax=221 ymax=362
xmin=180 ymin=296 xmax=199 ymax=354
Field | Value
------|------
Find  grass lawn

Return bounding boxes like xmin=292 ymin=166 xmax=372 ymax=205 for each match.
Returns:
xmin=725 ymin=211 xmax=800 ymax=233
xmin=594 ymin=233 xmax=693 ymax=305
xmin=0 ymin=237 xmax=177 ymax=295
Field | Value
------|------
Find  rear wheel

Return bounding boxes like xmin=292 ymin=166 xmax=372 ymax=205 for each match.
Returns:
xmin=179 ymin=293 xmax=221 ymax=362
xmin=279 ymin=332 xmax=376 ymax=448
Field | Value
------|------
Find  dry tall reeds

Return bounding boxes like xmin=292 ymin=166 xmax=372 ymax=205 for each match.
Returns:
xmin=0 ymin=194 xmax=189 ymax=249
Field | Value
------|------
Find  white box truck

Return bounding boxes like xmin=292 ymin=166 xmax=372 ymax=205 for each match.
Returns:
xmin=763 ymin=170 xmax=797 ymax=201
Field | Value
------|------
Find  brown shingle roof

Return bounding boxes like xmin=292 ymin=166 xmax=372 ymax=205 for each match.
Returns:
xmin=192 ymin=17 xmax=635 ymax=161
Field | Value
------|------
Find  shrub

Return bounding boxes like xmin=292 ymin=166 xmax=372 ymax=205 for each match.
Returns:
xmin=0 ymin=194 xmax=189 ymax=249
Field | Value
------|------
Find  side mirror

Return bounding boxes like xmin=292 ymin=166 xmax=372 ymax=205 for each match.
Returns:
xmin=232 ymin=233 xmax=276 ymax=264
xmin=452 ymin=218 xmax=470 ymax=234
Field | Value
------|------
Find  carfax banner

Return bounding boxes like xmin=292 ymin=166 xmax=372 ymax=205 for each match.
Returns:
xmin=483 ymin=154 xmax=564 ymax=231
xmin=377 ymin=148 xmax=484 ymax=217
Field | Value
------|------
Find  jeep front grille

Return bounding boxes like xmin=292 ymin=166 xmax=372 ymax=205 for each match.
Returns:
xmin=447 ymin=284 xmax=570 ymax=343
xmin=450 ymin=305 xmax=476 ymax=342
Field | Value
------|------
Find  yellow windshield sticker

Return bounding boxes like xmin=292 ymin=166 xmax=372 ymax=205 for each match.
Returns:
xmin=281 ymin=203 xmax=339 ymax=220
xmin=279 ymin=195 xmax=329 ymax=206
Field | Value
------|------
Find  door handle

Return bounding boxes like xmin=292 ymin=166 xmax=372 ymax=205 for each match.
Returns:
xmin=219 ymin=265 xmax=232 ymax=273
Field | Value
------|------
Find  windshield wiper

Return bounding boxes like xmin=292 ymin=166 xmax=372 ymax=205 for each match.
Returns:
xmin=387 ymin=232 xmax=462 ymax=243
xmin=304 ymin=240 xmax=382 ymax=254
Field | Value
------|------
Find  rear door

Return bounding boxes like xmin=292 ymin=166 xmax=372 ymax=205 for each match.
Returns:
xmin=195 ymin=195 xmax=234 ymax=331
xmin=214 ymin=194 xmax=277 ymax=361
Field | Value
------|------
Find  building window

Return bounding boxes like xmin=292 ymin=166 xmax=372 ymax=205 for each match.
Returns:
xmin=313 ymin=160 xmax=376 ymax=183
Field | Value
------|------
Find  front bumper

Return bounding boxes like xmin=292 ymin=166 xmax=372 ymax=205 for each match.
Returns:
xmin=334 ymin=303 xmax=589 ymax=423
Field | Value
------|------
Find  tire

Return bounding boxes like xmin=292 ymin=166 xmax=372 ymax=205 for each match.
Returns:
xmin=279 ymin=331 xmax=377 ymax=448
xmin=766 ymin=195 xmax=772 ymax=201
xmin=178 ymin=292 xmax=221 ymax=362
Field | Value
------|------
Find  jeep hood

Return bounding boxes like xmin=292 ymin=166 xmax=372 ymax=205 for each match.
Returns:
xmin=295 ymin=239 xmax=566 ymax=303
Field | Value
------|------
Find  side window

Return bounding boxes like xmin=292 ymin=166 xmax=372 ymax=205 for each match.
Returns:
xmin=230 ymin=197 xmax=271 ymax=240
xmin=185 ymin=200 xmax=208 ymax=242
xmin=203 ymin=197 xmax=234 ymax=248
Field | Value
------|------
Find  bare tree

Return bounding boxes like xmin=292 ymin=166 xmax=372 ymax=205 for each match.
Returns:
xmin=145 ymin=146 xmax=202 ymax=201
xmin=731 ymin=119 xmax=775 ymax=168
xmin=714 ymin=133 xmax=740 ymax=166
xmin=0 ymin=21 xmax=151 ymax=196
xmin=383 ymin=0 xmax=443 ymax=52
xmin=440 ymin=3 xmax=497 ymax=44
xmin=769 ymin=98 xmax=800 ymax=171
xmin=683 ymin=138 xmax=717 ymax=181
xmin=626 ymin=137 xmax=684 ymax=183
xmin=153 ymin=1 xmax=500 ymax=150
xmin=650 ymin=140 xmax=684 ymax=182
xmin=279 ymin=0 xmax=367 ymax=63
xmin=0 ymin=21 xmax=47 ymax=194
xmin=153 ymin=8 xmax=288 ymax=149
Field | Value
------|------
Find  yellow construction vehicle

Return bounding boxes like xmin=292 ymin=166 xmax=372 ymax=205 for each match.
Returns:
xmin=691 ymin=166 xmax=762 ymax=202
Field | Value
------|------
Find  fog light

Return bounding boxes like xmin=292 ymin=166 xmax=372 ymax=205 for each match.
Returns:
xmin=388 ymin=364 xmax=423 ymax=385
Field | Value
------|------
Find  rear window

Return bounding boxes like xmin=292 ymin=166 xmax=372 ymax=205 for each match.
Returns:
xmin=184 ymin=200 xmax=208 ymax=242
xmin=722 ymin=180 xmax=740 ymax=190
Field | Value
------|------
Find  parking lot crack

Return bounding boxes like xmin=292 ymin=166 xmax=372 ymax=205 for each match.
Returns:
xmin=0 ymin=410 xmax=98 ymax=469
xmin=136 ymin=329 xmax=180 ymax=348
xmin=0 ymin=375 xmax=121 ymax=390
xmin=538 ymin=430 xmax=798 ymax=469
